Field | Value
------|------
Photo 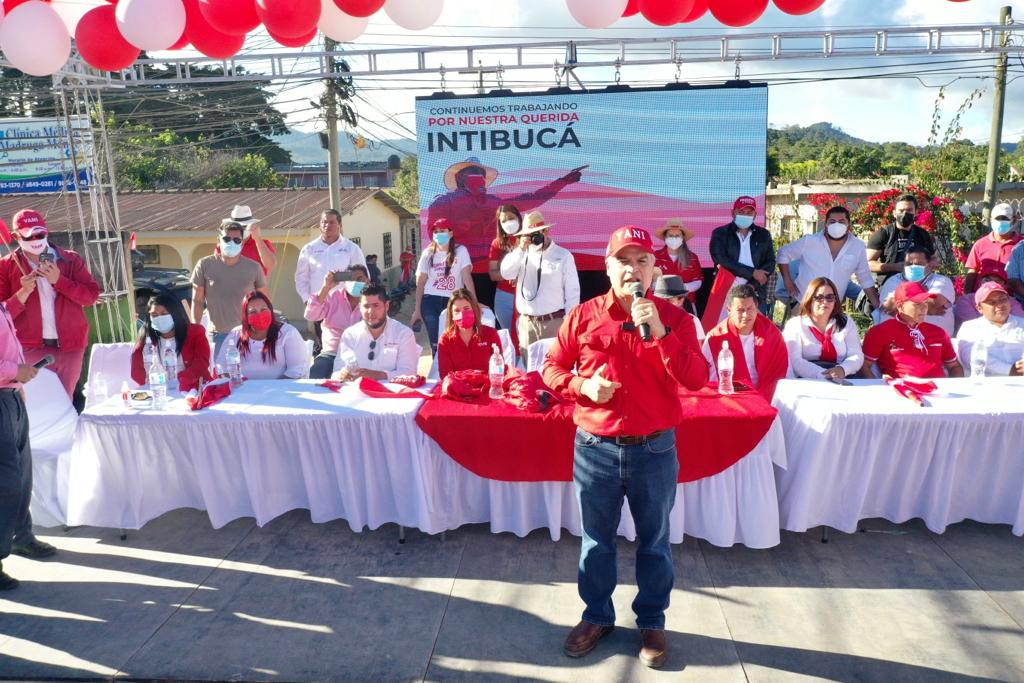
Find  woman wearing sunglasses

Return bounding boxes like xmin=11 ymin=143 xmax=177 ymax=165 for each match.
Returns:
xmin=782 ymin=276 xmax=864 ymax=380
xmin=216 ymin=291 xmax=309 ymax=380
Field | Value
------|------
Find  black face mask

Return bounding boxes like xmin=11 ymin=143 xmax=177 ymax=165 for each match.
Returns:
xmin=899 ymin=212 xmax=916 ymax=228
xmin=530 ymin=232 xmax=545 ymax=246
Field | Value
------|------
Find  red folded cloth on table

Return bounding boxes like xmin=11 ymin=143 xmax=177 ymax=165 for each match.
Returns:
xmin=886 ymin=377 xmax=938 ymax=406
xmin=441 ymin=369 xmax=490 ymax=404
xmin=358 ymin=376 xmax=433 ymax=399
xmin=185 ymin=377 xmax=232 ymax=411
xmin=501 ymin=369 xmax=560 ymax=413
xmin=319 ymin=380 xmax=345 ymax=393
xmin=391 ymin=374 xmax=426 ymax=388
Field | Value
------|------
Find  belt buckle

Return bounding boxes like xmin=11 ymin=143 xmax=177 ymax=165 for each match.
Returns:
xmin=614 ymin=434 xmax=642 ymax=446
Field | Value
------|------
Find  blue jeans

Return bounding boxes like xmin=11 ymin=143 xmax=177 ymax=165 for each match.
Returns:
xmin=493 ymin=289 xmax=515 ymax=331
xmin=0 ymin=390 xmax=33 ymax=559
xmin=573 ymin=427 xmax=679 ymax=630
xmin=421 ymin=293 xmax=449 ymax=355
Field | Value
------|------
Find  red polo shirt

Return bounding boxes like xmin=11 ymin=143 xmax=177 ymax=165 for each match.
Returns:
xmin=862 ymin=317 xmax=956 ymax=379
xmin=965 ymin=232 xmax=1022 ymax=276
xmin=488 ymin=238 xmax=516 ymax=294
xmin=437 ymin=324 xmax=502 ymax=378
xmin=214 ymin=238 xmax=276 ymax=275
xmin=542 ymin=290 xmax=708 ymax=437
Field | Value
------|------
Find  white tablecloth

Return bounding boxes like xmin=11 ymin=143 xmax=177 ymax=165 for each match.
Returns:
xmin=65 ymin=380 xmax=785 ymax=547
xmin=773 ymin=377 xmax=1024 ymax=536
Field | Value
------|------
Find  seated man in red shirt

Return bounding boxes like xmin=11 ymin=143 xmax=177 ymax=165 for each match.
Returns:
xmin=436 ymin=288 xmax=502 ymax=378
xmin=703 ymin=283 xmax=789 ymax=401
xmin=861 ymin=280 xmax=964 ymax=379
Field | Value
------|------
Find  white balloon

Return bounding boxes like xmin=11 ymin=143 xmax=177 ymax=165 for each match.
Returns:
xmin=565 ymin=0 xmax=628 ymax=29
xmin=383 ymin=0 xmax=443 ymax=32
xmin=51 ymin=0 xmax=106 ymax=36
xmin=318 ymin=0 xmax=368 ymax=43
xmin=0 ymin=2 xmax=71 ymax=77
xmin=115 ymin=0 xmax=186 ymax=52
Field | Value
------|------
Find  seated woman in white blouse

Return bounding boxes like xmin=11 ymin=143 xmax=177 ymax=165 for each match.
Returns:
xmin=217 ymin=291 xmax=309 ymax=380
xmin=782 ymin=276 xmax=864 ymax=380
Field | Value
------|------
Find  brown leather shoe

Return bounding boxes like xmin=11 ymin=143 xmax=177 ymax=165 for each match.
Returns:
xmin=563 ymin=620 xmax=614 ymax=658
xmin=639 ymin=628 xmax=668 ymax=668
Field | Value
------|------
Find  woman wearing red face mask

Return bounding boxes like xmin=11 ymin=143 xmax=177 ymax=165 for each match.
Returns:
xmin=436 ymin=288 xmax=502 ymax=378
xmin=216 ymin=291 xmax=309 ymax=380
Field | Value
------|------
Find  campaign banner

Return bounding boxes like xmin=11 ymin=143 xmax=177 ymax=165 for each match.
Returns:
xmin=416 ymin=84 xmax=768 ymax=270
xmin=0 ymin=117 xmax=92 ymax=194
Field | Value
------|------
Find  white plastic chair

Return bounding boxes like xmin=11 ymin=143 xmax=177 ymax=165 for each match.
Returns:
xmin=526 ymin=337 xmax=556 ymax=373
xmin=23 ymin=368 xmax=77 ymax=527
xmin=85 ymin=341 xmax=137 ymax=408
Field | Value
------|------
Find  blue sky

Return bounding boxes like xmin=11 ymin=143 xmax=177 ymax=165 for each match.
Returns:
xmin=271 ymin=0 xmax=1021 ymax=150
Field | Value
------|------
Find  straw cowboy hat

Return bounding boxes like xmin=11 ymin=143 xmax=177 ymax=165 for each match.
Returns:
xmin=228 ymin=205 xmax=260 ymax=225
xmin=655 ymin=217 xmax=695 ymax=241
xmin=443 ymin=157 xmax=498 ymax=191
xmin=518 ymin=211 xmax=554 ymax=236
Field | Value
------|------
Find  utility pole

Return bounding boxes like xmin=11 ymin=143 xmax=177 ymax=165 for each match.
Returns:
xmin=324 ymin=36 xmax=341 ymax=210
xmin=982 ymin=6 xmax=1012 ymax=224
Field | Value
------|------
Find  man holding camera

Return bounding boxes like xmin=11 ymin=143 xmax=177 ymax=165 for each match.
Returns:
xmin=500 ymin=210 xmax=579 ymax=359
xmin=0 ymin=209 xmax=100 ymax=398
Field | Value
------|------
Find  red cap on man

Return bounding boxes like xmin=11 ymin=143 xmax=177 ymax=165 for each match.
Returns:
xmin=894 ymin=281 xmax=935 ymax=306
xmin=733 ymin=196 xmax=757 ymax=212
xmin=606 ymin=225 xmax=654 ymax=258
xmin=12 ymin=209 xmax=47 ymax=237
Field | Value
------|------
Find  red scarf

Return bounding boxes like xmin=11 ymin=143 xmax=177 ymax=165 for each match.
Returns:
xmin=808 ymin=323 xmax=838 ymax=363
xmin=706 ymin=314 xmax=789 ymax=401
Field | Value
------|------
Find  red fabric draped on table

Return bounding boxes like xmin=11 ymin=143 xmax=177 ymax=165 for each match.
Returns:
xmin=415 ymin=387 xmax=776 ymax=483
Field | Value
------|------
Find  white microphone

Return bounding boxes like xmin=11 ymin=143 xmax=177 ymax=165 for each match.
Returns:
xmin=628 ymin=281 xmax=651 ymax=342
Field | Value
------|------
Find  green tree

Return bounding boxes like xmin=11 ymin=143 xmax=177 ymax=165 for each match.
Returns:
xmin=766 ymin=149 xmax=780 ymax=180
xmin=206 ymin=154 xmax=284 ymax=189
xmin=819 ymin=143 xmax=884 ymax=179
xmin=388 ymin=154 xmax=419 ymax=210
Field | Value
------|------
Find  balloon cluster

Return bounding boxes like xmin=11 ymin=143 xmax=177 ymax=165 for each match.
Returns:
xmin=0 ymin=0 xmax=444 ymax=76
xmin=569 ymin=0 xmax=971 ymax=29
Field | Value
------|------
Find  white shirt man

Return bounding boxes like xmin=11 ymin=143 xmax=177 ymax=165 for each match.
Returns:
xmin=955 ymin=282 xmax=1024 ymax=376
xmin=778 ymin=228 xmax=876 ymax=302
xmin=332 ymin=318 xmax=419 ymax=381
xmin=294 ymin=211 xmax=366 ymax=304
xmin=500 ymin=239 xmax=580 ymax=317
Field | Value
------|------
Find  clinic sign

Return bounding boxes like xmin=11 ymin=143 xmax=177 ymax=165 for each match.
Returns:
xmin=0 ymin=117 xmax=92 ymax=194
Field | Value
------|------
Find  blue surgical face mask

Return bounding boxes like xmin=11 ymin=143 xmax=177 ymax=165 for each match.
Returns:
xmin=434 ymin=232 xmax=451 ymax=247
xmin=151 ymin=314 xmax=174 ymax=334
xmin=346 ymin=281 xmax=366 ymax=297
xmin=734 ymin=214 xmax=754 ymax=230
xmin=904 ymin=264 xmax=926 ymax=282
xmin=992 ymin=219 xmax=1013 ymax=236
xmin=221 ymin=240 xmax=243 ymax=258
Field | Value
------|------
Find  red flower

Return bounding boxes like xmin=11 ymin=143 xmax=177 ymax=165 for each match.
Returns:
xmin=916 ymin=210 xmax=936 ymax=231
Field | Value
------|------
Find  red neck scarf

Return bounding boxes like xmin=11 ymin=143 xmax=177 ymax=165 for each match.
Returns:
xmin=707 ymin=314 xmax=789 ymax=401
xmin=807 ymin=321 xmax=838 ymax=363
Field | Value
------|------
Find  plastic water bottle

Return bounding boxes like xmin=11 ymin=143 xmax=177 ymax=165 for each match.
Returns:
xmin=488 ymin=344 xmax=505 ymax=400
xmin=225 ymin=343 xmax=243 ymax=388
xmin=142 ymin=337 xmax=156 ymax=369
xmin=717 ymin=340 xmax=735 ymax=395
xmin=971 ymin=341 xmax=988 ymax=381
xmin=162 ymin=344 xmax=178 ymax=391
xmin=148 ymin=355 xmax=167 ymax=410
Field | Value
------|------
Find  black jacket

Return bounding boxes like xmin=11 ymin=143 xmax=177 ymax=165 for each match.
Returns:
xmin=709 ymin=222 xmax=776 ymax=299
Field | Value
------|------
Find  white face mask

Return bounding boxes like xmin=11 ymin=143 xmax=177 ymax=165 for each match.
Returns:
xmin=664 ymin=236 xmax=684 ymax=250
xmin=151 ymin=314 xmax=175 ymax=334
xmin=19 ymin=238 xmax=48 ymax=255
xmin=221 ymin=240 xmax=243 ymax=258
xmin=825 ymin=222 xmax=848 ymax=239
xmin=500 ymin=219 xmax=520 ymax=235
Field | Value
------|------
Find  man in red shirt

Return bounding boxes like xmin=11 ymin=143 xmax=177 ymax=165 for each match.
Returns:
xmin=0 ymin=209 xmax=101 ymax=397
xmin=963 ymin=202 xmax=1021 ymax=293
xmin=862 ymin=280 xmax=964 ymax=379
xmin=543 ymin=226 xmax=707 ymax=668
xmin=212 ymin=206 xmax=277 ymax=276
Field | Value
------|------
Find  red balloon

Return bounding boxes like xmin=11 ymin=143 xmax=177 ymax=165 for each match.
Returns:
xmin=169 ymin=33 xmax=190 ymax=50
xmin=639 ymin=0 xmax=695 ymax=26
xmin=332 ymin=0 xmax=383 ymax=19
xmin=183 ymin=0 xmax=246 ymax=58
xmin=622 ymin=0 xmax=639 ymax=17
xmin=76 ymin=6 xmax=140 ymax=71
xmin=268 ymin=26 xmax=316 ymax=47
xmin=681 ymin=0 xmax=708 ymax=21
xmin=255 ymin=0 xmax=319 ymax=38
xmin=773 ymin=0 xmax=824 ymax=14
xmin=708 ymin=0 xmax=768 ymax=26
xmin=199 ymin=0 xmax=260 ymax=35
xmin=2 ymin=0 xmax=32 ymax=12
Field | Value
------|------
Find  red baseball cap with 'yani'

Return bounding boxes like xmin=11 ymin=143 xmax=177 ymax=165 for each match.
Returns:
xmin=894 ymin=280 xmax=935 ymax=305
xmin=13 ymin=209 xmax=47 ymax=237
xmin=733 ymin=196 xmax=757 ymax=211
xmin=606 ymin=226 xmax=654 ymax=258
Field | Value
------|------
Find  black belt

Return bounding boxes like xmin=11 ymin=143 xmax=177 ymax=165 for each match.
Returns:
xmin=42 ymin=338 xmax=59 ymax=348
xmin=597 ymin=429 xmax=670 ymax=447
xmin=0 ymin=387 xmax=18 ymax=393
xmin=523 ymin=309 xmax=564 ymax=322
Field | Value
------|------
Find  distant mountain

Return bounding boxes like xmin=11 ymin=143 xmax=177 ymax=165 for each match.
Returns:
xmin=769 ymin=122 xmax=870 ymax=148
xmin=275 ymin=130 xmax=416 ymax=164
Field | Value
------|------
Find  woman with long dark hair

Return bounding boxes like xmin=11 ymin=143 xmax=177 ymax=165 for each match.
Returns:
xmin=782 ymin=276 xmax=863 ymax=380
xmin=410 ymin=218 xmax=476 ymax=354
xmin=436 ymin=288 xmax=503 ymax=378
xmin=130 ymin=294 xmax=212 ymax=391
xmin=488 ymin=204 xmax=522 ymax=331
xmin=216 ymin=291 xmax=308 ymax=379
